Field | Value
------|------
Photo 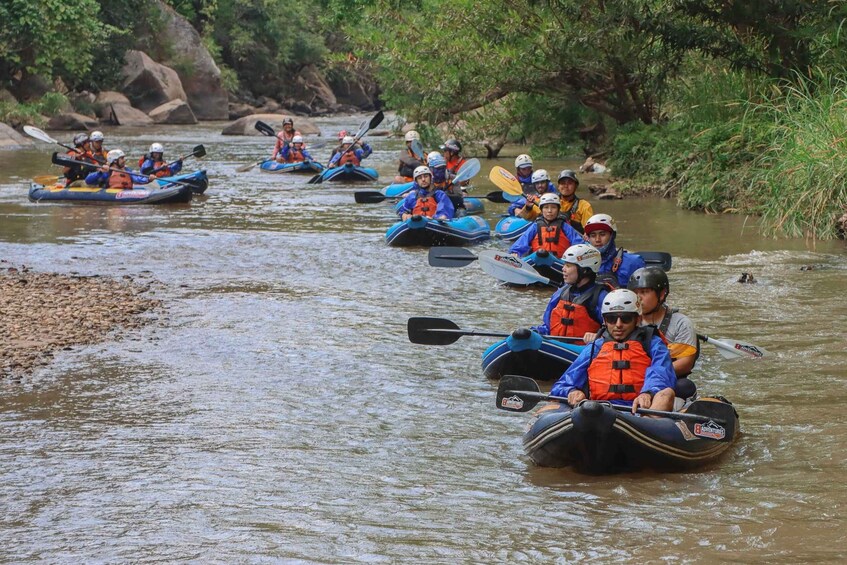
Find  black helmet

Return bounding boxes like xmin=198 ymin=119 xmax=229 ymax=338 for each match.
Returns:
xmin=73 ymin=133 xmax=90 ymax=147
xmin=443 ymin=139 xmax=462 ymax=153
xmin=627 ymin=266 xmax=669 ymax=300
xmin=282 ymin=117 xmax=294 ymax=126
xmin=557 ymin=169 xmax=579 ymax=185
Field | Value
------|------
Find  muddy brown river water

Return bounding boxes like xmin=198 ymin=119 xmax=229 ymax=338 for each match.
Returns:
xmin=1 ymin=117 xmax=846 ymax=562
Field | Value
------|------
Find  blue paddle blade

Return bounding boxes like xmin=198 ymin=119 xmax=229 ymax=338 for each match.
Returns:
xmin=452 ymin=158 xmax=481 ymax=184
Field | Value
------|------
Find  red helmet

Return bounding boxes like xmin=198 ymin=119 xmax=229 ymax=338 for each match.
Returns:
xmin=337 ymin=129 xmax=348 ymax=140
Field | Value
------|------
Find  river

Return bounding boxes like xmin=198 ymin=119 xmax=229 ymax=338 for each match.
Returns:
xmin=1 ymin=116 xmax=846 ymax=562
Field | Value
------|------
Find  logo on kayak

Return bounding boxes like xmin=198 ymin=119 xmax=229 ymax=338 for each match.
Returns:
xmin=734 ymin=343 xmax=765 ymax=358
xmin=500 ymin=395 xmax=524 ymax=410
xmin=494 ymin=253 xmax=522 ymax=269
xmin=693 ymin=420 xmax=726 ymax=440
xmin=116 ymin=190 xmax=148 ymax=199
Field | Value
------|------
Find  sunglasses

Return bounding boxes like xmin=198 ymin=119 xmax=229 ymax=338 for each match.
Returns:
xmin=603 ymin=313 xmax=637 ymax=324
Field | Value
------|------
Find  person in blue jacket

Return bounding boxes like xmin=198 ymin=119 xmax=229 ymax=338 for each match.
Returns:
xmin=509 ymin=193 xmax=585 ymax=257
xmin=514 ymin=154 xmax=534 ymax=189
xmin=582 ymin=213 xmax=646 ymax=288
xmin=279 ymin=135 xmax=314 ymax=163
xmin=328 ymin=135 xmax=372 ymax=167
xmin=550 ymin=288 xmax=676 ymax=413
xmin=85 ymin=149 xmax=151 ymax=189
xmin=397 ymin=166 xmax=455 ymax=221
xmin=139 ymin=142 xmax=182 ymax=177
xmin=507 ymin=168 xmax=557 ymax=218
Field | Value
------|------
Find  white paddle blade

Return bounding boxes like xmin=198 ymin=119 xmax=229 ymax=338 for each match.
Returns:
xmin=478 ymin=250 xmax=551 ymax=285
xmin=23 ymin=125 xmax=57 ymax=144
xmin=706 ymin=336 xmax=769 ymax=359
xmin=453 ymin=158 xmax=481 ymax=184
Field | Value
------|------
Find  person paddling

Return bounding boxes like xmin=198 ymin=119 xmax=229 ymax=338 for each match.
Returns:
xmin=89 ymin=131 xmax=107 ymax=164
xmin=397 ymin=166 xmax=455 ymax=221
xmin=509 ymin=193 xmax=583 ymax=257
xmin=627 ymin=266 xmax=699 ymax=401
xmin=508 ymin=169 xmax=555 ymax=220
xmin=514 ymin=154 xmax=534 ymax=190
xmin=530 ymin=244 xmax=611 ymax=345
xmin=550 ymin=288 xmax=676 ymax=413
xmin=555 ymin=169 xmax=593 ymax=233
xmin=279 ymin=135 xmax=313 ymax=163
xmin=441 ymin=139 xmax=467 ymax=181
xmin=272 ymin=117 xmax=300 ymax=160
xmin=85 ymin=149 xmax=151 ymax=189
xmin=62 ymin=133 xmax=96 ymax=185
xmin=396 ymin=130 xmax=424 ymax=182
xmin=139 ymin=143 xmax=183 ymax=178
xmin=427 ymin=152 xmax=466 ymax=213
xmin=582 ymin=213 xmax=646 ymax=288
xmin=328 ymin=135 xmax=372 ymax=167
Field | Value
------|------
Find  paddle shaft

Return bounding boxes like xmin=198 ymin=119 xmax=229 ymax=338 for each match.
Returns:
xmin=52 ymin=155 xmax=193 ymax=189
xmin=149 ymin=145 xmax=204 ymax=175
xmin=416 ymin=326 xmax=584 ymax=343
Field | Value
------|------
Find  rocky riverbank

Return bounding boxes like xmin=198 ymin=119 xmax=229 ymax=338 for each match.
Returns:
xmin=0 ymin=264 xmax=162 ymax=378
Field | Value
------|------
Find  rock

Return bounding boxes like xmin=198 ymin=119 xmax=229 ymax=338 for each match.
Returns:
xmin=95 ymin=91 xmax=131 ymax=106
xmin=0 ymin=89 xmax=17 ymax=104
xmin=737 ymin=272 xmax=757 ymax=284
xmin=596 ymin=191 xmax=622 ymax=200
xmin=256 ymin=98 xmax=280 ymax=114
xmin=221 ymin=113 xmax=320 ymax=136
xmin=580 ymin=155 xmax=609 ymax=174
xmin=290 ymin=65 xmax=337 ymax=110
xmin=329 ymin=71 xmax=377 ymax=110
xmin=148 ymin=99 xmax=197 ymax=124
xmin=46 ymin=112 xmax=98 ymax=130
xmin=401 ymin=123 xmax=418 ymax=134
xmin=289 ymin=100 xmax=312 ymax=116
xmin=156 ymin=1 xmax=228 ymax=120
xmin=100 ymin=103 xmax=154 ymax=126
xmin=68 ymin=91 xmax=96 ymax=111
xmin=228 ymin=103 xmax=255 ymax=120
xmin=14 ymin=74 xmax=51 ymax=101
xmin=121 ymin=50 xmax=187 ymax=113
xmin=369 ymin=130 xmax=391 ymax=137
xmin=0 ymin=123 xmax=34 ymax=148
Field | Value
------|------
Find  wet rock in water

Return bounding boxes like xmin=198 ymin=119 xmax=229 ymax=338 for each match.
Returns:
xmin=800 ymin=265 xmax=824 ymax=271
xmin=737 ymin=272 xmax=757 ymax=284
xmin=588 ymin=184 xmax=623 ymax=199
xmin=0 ymin=267 xmax=162 ymax=379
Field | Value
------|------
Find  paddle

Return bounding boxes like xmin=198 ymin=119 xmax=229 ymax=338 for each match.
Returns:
xmin=354 ymin=190 xmax=508 ymax=205
xmin=488 ymin=166 xmax=523 ymax=196
xmin=308 ymin=111 xmax=384 ymax=184
xmin=148 ymin=144 xmax=206 ymax=176
xmin=495 ymin=375 xmax=735 ymax=433
xmin=430 ymin=247 xmax=673 ymax=271
xmin=410 ymin=139 xmax=425 ymax=161
xmin=50 ymin=153 xmax=195 ymax=189
xmin=698 ymin=334 xmax=769 ymax=359
xmin=24 ymin=125 xmax=106 ymax=164
xmin=255 ymin=120 xmax=277 ymax=137
xmin=451 ymin=158 xmax=481 ymax=185
xmin=407 ymin=317 xmax=583 ymax=345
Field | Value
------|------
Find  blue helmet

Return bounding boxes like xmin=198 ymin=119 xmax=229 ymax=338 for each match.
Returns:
xmin=428 ymin=154 xmax=447 ymax=169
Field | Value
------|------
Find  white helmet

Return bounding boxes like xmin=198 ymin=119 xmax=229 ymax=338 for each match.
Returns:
xmin=149 ymin=142 xmax=164 ymax=154
xmin=342 ymin=135 xmax=355 ymax=145
xmin=563 ymin=244 xmax=601 ymax=273
xmin=404 ymin=130 xmax=420 ymax=142
xmin=413 ymin=166 xmax=432 ymax=179
xmin=584 ymin=213 xmax=617 ymax=235
xmin=292 ymin=135 xmax=303 ymax=144
xmin=90 ymin=131 xmax=104 ymax=142
xmin=538 ymin=193 xmax=561 ymax=209
xmin=515 ymin=154 xmax=533 ymax=168
xmin=427 ymin=151 xmax=441 ymax=161
xmin=531 ymin=169 xmax=550 ymax=183
xmin=106 ymin=149 xmax=125 ymax=164
xmin=602 ymin=289 xmax=642 ymax=315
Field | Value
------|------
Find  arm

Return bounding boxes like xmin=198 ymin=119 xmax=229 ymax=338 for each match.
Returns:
xmin=169 ymin=160 xmax=183 ymax=174
xmin=85 ymin=170 xmax=106 ymax=186
xmin=530 ymin=287 xmax=563 ymax=336
xmin=139 ymin=159 xmax=155 ymax=175
xmin=667 ymin=312 xmax=698 ymax=377
xmin=273 ymin=137 xmax=283 ymax=158
xmin=561 ymin=222 xmax=586 ymax=246
xmin=434 ymin=191 xmax=455 ymax=220
xmin=302 ymin=149 xmax=313 ymax=161
xmin=507 ymin=197 xmax=527 ymax=217
xmin=642 ymin=337 xmax=677 ymax=395
xmin=280 ymin=144 xmax=291 ymax=161
xmin=359 ymin=143 xmax=372 ymax=159
xmin=130 ymin=171 xmax=152 ymax=185
xmin=509 ymin=224 xmax=537 ymax=256
xmin=550 ymin=340 xmax=598 ymax=397
xmin=577 ymin=199 xmax=595 ymax=226
xmin=397 ymin=192 xmax=416 ymax=217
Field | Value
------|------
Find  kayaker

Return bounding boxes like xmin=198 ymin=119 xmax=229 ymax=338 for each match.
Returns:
xmin=397 ymin=166 xmax=455 ymax=221
xmin=397 ymin=130 xmax=424 ymax=182
xmin=627 ymin=266 xmax=698 ymax=400
xmin=550 ymin=288 xmax=676 ymax=413
xmin=89 ymin=131 xmax=107 ymax=164
xmin=556 ymin=169 xmax=594 ymax=233
xmin=530 ymin=243 xmax=610 ymax=345
xmin=328 ymin=130 xmax=348 ymax=162
xmin=507 ymin=169 xmax=554 ymax=220
xmin=62 ymin=133 xmax=96 ymax=185
xmin=279 ymin=135 xmax=313 ymax=163
xmin=85 ymin=149 xmax=151 ymax=189
xmin=441 ymin=139 xmax=466 ymax=180
xmin=582 ymin=213 xmax=646 ymax=288
xmin=328 ymin=135 xmax=372 ymax=167
xmin=514 ymin=154 xmax=534 ymax=190
xmin=428 ymin=152 xmax=465 ymax=212
xmin=272 ymin=117 xmax=300 ymax=160
xmin=510 ymin=193 xmax=583 ymax=257
xmin=139 ymin=143 xmax=183 ymax=178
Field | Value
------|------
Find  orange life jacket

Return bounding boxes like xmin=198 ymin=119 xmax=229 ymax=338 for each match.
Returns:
xmin=138 ymin=155 xmax=169 ymax=178
xmin=287 ymin=147 xmax=306 ymax=163
xmin=548 ymin=284 xmax=605 ymax=342
xmin=108 ymin=169 xmax=133 ymax=189
xmin=587 ymin=326 xmax=662 ymax=401
xmin=531 ymin=218 xmax=571 ymax=257
xmin=63 ymin=149 xmax=95 ymax=182
xmin=412 ymin=194 xmax=438 ymax=217
xmin=337 ymin=149 xmax=360 ymax=166
xmin=446 ymin=155 xmax=466 ymax=175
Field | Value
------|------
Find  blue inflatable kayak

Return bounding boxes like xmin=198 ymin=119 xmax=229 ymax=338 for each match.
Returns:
xmin=385 ymin=215 xmax=490 ymax=247
xmin=382 ymin=181 xmax=415 ymax=198
xmin=29 ymin=182 xmax=193 ymax=204
xmin=519 ymin=250 xmax=565 ymax=285
xmin=259 ymin=160 xmax=324 ymax=174
xmin=156 ymin=169 xmax=208 ymax=194
xmin=482 ymin=329 xmax=583 ymax=381
xmin=317 ymin=163 xmax=379 ymax=182
xmin=495 ymin=216 xmax=532 ymax=241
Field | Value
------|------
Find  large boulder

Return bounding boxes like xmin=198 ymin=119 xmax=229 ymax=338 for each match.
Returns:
xmin=329 ymin=71 xmax=378 ymax=110
xmin=148 ymin=99 xmax=197 ymax=124
xmin=47 ymin=112 xmax=98 ymax=130
xmin=95 ymin=91 xmax=131 ymax=106
xmin=0 ymin=123 xmax=34 ymax=148
xmin=156 ymin=1 xmax=228 ymax=120
xmin=99 ymin=103 xmax=154 ymax=127
xmin=121 ymin=50 xmax=187 ymax=113
xmin=221 ymin=114 xmax=320 ymax=136
xmin=289 ymin=65 xmax=338 ymax=113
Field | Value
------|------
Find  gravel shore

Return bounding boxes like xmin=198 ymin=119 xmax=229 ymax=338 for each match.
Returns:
xmin=1 ymin=264 xmax=162 ymax=378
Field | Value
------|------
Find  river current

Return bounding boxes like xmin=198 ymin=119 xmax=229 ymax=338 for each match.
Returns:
xmin=1 ymin=116 xmax=845 ymax=562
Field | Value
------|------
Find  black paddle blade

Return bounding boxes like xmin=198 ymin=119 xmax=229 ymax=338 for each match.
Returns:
xmin=354 ymin=191 xmax=387 ymax=204
xmin=255 ymin=120 xmax=275 ymax=137
xmin=192 ymin=145 xmax=206 ymax=158
xmin=484 ymin=191 xmax=509 ymax=204
xmin=682 ymin=398 xmax=738 ymax=442
xmin=307 ymin=173 xmax=323 ymax=184
xmin=369 ymin=110 xmax=385 ymax=130
xmin=496 ymin=375 xmax=543 ymax=412
xmin=407 ymin=316 xmax=462 ymax=345
xmin=427 ymin=247 xmax=477 ymax=267
xmin=636 ymin=251 xmax=672 ymax=271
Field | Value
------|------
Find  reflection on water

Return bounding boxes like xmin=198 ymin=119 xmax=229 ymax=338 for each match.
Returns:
xmin=1 ymin=118 xmax=846 ymax=561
